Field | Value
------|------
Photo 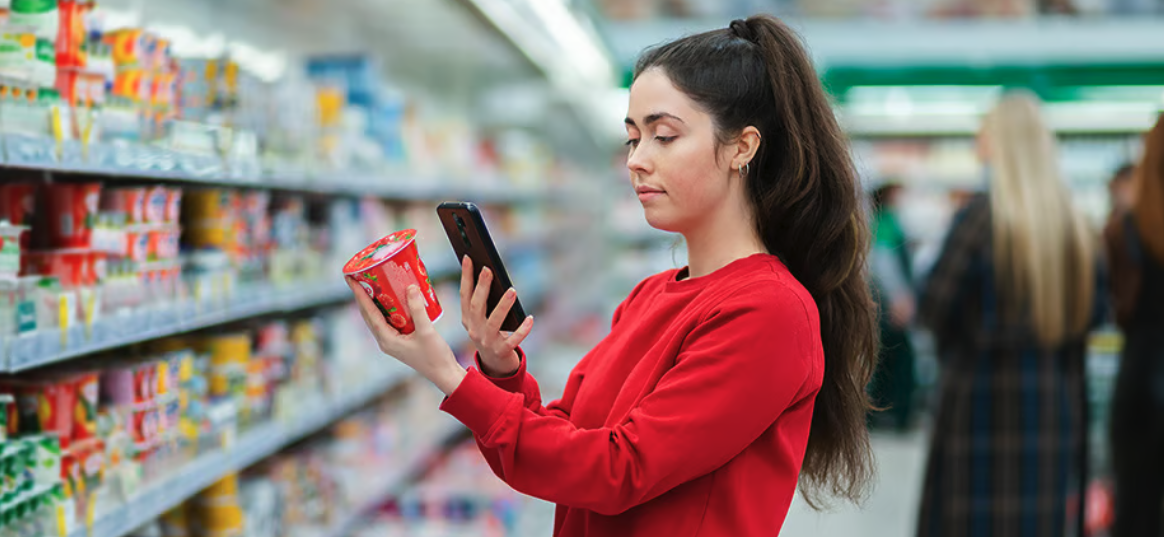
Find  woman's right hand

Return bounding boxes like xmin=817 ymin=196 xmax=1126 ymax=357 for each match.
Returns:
xmin=460 ymin=256 xmax=534 ymax=377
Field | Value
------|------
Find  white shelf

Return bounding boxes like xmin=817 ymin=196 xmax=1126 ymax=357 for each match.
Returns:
xmin=2 ymin=281 xmax=352 ymax=373
xmin=74 ymin=368 xmax=418 ymax=538
xmin=327 ymin=420 xmax=467 ymax=536
xmin=0 ymin=135 xmax=549 ymax=204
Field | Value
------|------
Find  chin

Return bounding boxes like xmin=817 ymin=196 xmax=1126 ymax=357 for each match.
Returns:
xmin=643 ymin=208 xmax=682 ymax=233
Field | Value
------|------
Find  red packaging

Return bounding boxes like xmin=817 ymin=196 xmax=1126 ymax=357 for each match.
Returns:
xmin=144 ymin=186 xmax=168 ymax=224
xmin=343 ymin=229 xmax=442 ymax=335
xmin=102 ymin=188 xmax=146 ymax=224
xmin=133 ymin=362 xmax=158 ymax=404
xmin=22 ymin=249 xmax=92 ymax=287
xmin=44 ymin=183 xmax=101 ymax=248
xmin=164 ymin=188 xmax=182 ymax=223
xmin=9 ymin=378 xmax=77 ymax=448
xmin=125 ymin=230 xmax=149 ymax=262
xmin=56 ymin=1 xmax=93 ymax=69
xmin=0 ymin=183 xmax=37 ymax=247
xmin=131 ymin=407 xmax=159 ymax=449
xmin=57 ymin=69 xmax=105 ymax=109
xmin=71 ymin=373 xmax=99 ymax=442
xmin=0 ymin=182 xmax=37 ymax=225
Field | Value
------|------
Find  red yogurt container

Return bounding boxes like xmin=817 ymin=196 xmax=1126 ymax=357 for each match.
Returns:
xmin=343 ymin=229 xmax=441 ymax=335
xmin=45 ymin=183 xmax=101 ymax=248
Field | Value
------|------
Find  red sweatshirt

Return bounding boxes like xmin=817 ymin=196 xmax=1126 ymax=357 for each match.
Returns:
xmin=440 ymin=253 xmax=824 ymax=536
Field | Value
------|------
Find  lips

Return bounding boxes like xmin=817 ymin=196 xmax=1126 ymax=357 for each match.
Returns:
xmin=635 ymin=186 xmax=664 ymax=194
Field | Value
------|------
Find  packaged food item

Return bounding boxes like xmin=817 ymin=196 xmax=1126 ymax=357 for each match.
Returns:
xmin=21 ymin=249 xmax=92 ymax=288
xmin=43 ymin=183 xmax=101 ymax=249
xmin=103 ymin=28 xmax=142 ymax=69
xmin=26 ymin=434 xmax=60 ymax=486
xmin=165 ymin=187 xmax=182 ymax=224
xmin=0 ymin=223 xmax=27 ymax=279
xmin=70 ymin=372 xmax=98 ymax=442
xmin=7 ymin=378 xmax=76 ymax=447
xmin=206 ymin=334 xmax=250 ymax=368
xmin=55 ymin=0 xmax=91 ymax=69
xmin=130 ymin=406 xmax=158 ymax=453
xmin=101 ymin=187 xmax=146 ymax=224
xmin=144 ymin=186 xmax=168 ymax=224
xmin=98 ymin=365 xmax=134 ymax=408
xmin=343 ymin=229 xmax=442 ymax=334
xmin=0 ymin=182 xmax=37 ymax=228
xmin=9 ymin=0 xmax=59 ymax=41
xmin=0 ymin=394 xmax=13 ymax=440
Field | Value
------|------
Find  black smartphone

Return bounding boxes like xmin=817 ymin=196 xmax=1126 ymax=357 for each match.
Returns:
xmin=437 ymin=201 xmax=527 ymax=331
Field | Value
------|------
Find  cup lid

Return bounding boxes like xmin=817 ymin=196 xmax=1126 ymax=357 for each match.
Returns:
xmin=343 ymin=229 xmax=417 ymax=275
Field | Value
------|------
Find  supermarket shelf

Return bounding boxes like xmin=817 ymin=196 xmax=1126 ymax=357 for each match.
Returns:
xmin=2 ymin=280 xmax=352 ymax=373
xmin=75 ymin=368 xmax=417 ymax=538
xmin=328 ymin=420 xmax=468 ymax=535
xmin=0 ymin=135 xmax=549 ymax=204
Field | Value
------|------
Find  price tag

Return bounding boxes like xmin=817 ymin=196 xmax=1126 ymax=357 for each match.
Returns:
xmin=56 ymin=504 xmax=67 ymax=536
xmin=50 ymin=105 xmax=64 ymax=159
xmin=81 ymin=108 xmax=95 ymax=160
xmin=59 ymin=293 xmax=71 ymax=348
xmin=84 ymin=291 xmax=97 ymax=332
xmin=85 ymin=492 xmax=97 ymax=534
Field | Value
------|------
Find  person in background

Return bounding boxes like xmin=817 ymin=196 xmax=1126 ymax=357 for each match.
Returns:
xmin=916 ymin=91 xmax=1100 ymax=536
xmin=1105 ymin=115 xmax=1164 ymax=536
xmin=868 ymin=181 xmax=917 ymax=432
xmin=1107 ymin=162 xmax=1135 ymax=217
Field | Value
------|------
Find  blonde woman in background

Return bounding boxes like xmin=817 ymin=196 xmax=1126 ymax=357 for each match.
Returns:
xmin=916 ymin=91 xmax=1102 ymax=536
xmin=1105 ymin=115 xmax=1164 ymax=536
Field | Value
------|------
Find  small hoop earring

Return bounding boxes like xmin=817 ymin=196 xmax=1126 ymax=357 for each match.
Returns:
xmin=738 ymin=163 xmax=750 ymax=178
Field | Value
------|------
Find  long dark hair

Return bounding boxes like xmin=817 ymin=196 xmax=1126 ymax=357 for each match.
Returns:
xmin=635 ymin=15 xmax=878 ymax=507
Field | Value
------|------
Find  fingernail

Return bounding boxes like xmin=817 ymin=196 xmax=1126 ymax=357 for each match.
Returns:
xmin=408 ymin=285 xmax=420 ymax=295
xmin=507 ymin=288 xmax=515 ymax=297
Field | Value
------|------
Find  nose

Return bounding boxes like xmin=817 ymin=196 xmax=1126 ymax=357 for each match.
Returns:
xmin=626 ymin=145 xmax=652 ymax=179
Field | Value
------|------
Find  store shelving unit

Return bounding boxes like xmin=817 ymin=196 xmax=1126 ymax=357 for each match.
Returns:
xmin=0 ymin=136 xmax=551 ymax=205
xmin=71 ymin=367 xmax=438 ymax=537
xmin=326 ymin=421 xmax=468 ymax=536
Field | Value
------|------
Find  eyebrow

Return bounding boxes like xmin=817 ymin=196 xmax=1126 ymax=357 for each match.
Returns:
xmin=624 ymin=112 xmax=685 ymax=128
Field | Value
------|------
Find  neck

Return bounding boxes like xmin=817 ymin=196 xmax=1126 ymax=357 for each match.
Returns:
xmin=681 ymin=192 xmax=767 ymax=279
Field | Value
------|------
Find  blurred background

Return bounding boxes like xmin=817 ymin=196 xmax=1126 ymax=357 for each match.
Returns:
xmin=0 ymin=0 xmax=1156 ymax=536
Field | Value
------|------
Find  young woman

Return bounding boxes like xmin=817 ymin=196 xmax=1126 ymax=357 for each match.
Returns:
xmin=1106 ymin=115 xmax=1164 ymax=536
xmin=917 ymin=92 xmax=1100 ymax=536
xmin=347 ymin=15 xmax=879 ymax=535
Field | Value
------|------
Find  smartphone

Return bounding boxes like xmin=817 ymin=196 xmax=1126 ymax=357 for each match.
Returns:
xmin=437 ymin=201 xmax=527 ymax=332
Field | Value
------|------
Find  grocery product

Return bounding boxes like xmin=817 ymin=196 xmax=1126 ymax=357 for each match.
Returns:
xmin=343 ymin=229 xmax=441 ymax=334
xmin=42 ymin=182 xmax=100 ymax=249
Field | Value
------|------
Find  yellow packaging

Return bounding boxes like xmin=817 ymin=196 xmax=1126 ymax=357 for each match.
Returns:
xmin=200 ymin=473 xmax=239 ymax=498
xmin=206 ymin=334 xmax=250 ymax=367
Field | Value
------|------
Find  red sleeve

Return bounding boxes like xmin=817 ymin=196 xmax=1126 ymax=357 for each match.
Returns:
xmin=441 ymin=285 xmax=818 ymax=515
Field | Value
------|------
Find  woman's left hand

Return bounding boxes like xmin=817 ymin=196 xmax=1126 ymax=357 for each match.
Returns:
xmin=346 ymin=278 xmax=466 ymax=395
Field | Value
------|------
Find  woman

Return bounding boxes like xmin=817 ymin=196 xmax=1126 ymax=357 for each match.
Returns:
xmin=868 ymin=182 xmax=918 ymax=432
xmin=1106 ymin=115 xmax=1164 ymax=536
xmin=348 ymin=15 xmax=879 ymax=536
xmin=917 ymin=92 xmax=1099 ymax=536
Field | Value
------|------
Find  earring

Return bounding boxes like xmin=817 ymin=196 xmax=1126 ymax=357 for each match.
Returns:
xmin=738 ymin=163 xmax=750 ymax=178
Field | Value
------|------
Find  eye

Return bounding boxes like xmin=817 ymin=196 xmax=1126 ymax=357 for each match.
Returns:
xmin=625 ymin=138 xmax=640 ymax=148
xmin=655 ymin=136 xmax=676 ymax=144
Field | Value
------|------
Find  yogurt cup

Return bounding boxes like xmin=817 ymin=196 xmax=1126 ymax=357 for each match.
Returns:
xmin=44 ymin=183 xmax=101 ymax=249
xmin=343 ymin=229 xmax=441 ymax=335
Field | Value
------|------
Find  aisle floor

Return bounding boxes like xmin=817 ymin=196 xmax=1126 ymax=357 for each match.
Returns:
xmin=781 ymin=429 xmax=928 ymax=536
xmin=514 ymin=429 xmax=930 ymax=536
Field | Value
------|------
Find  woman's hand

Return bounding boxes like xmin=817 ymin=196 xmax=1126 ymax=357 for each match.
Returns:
xmin=346 ymin=278 xmax=466 ymax=395
xmin=460 ymin=256 xmax=534 ymax=377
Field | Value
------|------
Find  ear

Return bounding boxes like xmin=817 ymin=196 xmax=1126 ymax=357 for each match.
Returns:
xmin=731 ymin=126 xmax=761 ymax=171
